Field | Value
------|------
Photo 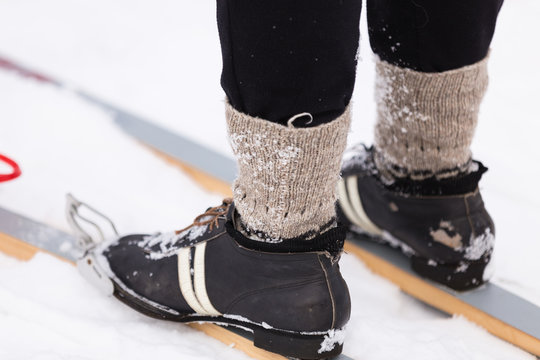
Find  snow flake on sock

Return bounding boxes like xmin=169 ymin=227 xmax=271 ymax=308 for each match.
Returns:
xmin=375 ymin=58 xmax=430 ymax=131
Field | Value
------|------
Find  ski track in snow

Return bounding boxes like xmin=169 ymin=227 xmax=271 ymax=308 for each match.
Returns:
xmin=0 ymin=0 xmax=539 ymax=359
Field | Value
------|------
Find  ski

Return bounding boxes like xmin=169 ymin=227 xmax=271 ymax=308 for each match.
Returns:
xmin=2 ymin=55 xmax=540 ymax=357
xmin=0 ymin=205 xmax=352 ymax=360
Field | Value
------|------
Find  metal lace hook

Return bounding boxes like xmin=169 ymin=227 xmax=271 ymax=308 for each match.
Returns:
xmin=66 ymin=193 xmax=119 ymax=249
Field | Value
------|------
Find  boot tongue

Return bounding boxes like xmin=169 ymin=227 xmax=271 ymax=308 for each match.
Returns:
xmin=139 ymin=201 xmax=234 ymax=256
xmin=226 ymin=201 xmax=236 ymax=222
xmin=341 ymin=144 xmax=377 ymax=178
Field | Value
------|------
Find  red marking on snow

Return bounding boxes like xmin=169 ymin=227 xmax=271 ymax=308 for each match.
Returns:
xmin=0 ymin=154 xmax=22 ymax=183
xmin=0 ymin=57 xmax=56 ymax=84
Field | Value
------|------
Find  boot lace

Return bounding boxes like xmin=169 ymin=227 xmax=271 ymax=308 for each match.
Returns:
xmin=175 ymin=198 xmax=233 ymax=234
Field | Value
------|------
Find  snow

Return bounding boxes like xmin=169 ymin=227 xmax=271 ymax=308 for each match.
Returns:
xmin=0 ymin=0 xmax=538 ymax=359
xmin=464 ymin=228 xmax=495 ymax=261
xmin=0 ymin=252 xmax=247 ymax=360
xmin=137 ymin=221 xmax=210 ymax=260
xmin=381 ymin=231 xmax=416 ymax=256
xmin=318 ymin=328 xmax=346 ymax=354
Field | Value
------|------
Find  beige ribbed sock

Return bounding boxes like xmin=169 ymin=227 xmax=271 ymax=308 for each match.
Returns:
xmin=373 ymin=55 xmax=489 ymax=181
xmin=226 ymin=102 xmax=351 ymax=241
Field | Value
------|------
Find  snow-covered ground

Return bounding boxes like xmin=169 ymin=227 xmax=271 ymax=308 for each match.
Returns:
xmin=0 ymin=0 xmax=538 ymax=359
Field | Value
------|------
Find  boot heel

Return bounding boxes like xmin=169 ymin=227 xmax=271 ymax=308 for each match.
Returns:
xmin=253 ymin=327 xmax=344 ymax=359
xmin=411 ymin=255 xmax=491 ymax=291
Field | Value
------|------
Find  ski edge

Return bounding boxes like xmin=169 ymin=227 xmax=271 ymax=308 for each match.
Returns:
xmin=0 ymin=231 xmax=39 ymax=261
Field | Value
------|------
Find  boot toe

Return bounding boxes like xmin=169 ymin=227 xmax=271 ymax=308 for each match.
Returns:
xmin=101 ymin=234 xmax=191 ymax=312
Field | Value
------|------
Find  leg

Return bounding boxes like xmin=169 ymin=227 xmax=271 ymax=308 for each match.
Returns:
xmin=368 ymin=0 xmax=504 ymax=180
xmin=339 ymin=0 xmax=503 ymax=290
xmin=218 ymin=0 xmax=361 ymax=241
xmin=368 ymin=0 xmax=503 ymax=72
xmin=98 ymin=1 xmax=362 ymax=358
xmin=218 ymin=0 xmax=361 ymax=127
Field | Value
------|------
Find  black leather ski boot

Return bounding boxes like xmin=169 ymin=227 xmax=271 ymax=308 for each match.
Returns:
xmin=95 ymin=199 xmax=351 ymax=359
xmin=338 ymin=145 xmax=495 ymax=290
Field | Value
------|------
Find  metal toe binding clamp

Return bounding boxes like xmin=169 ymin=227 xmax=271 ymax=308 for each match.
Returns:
xmin=66 ymin=193 xmax=119 ymax=249
xmin=66 ymin=193 xmax=118 ymax=296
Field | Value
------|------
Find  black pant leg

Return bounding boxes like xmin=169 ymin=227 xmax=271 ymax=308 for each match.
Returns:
xmin=367 ymin=0 xmax=504 ymax=72
xmin=217 ymin=0 xmax=362 ymax=127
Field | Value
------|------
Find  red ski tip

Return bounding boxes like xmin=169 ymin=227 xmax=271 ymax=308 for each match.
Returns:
xmin=0 ymin=154 xmax=22 ymax=182
xmin=0 ymin=56 xmax=56 ymax=84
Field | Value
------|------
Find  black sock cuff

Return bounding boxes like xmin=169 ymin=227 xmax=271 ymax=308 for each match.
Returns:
xmin=343 ymin=145 xmax=489 ymax=196
xmin=225 ymin=221 xmax=345 ymax=257
xmin=384 ymin=161 xmax=488 ymax=196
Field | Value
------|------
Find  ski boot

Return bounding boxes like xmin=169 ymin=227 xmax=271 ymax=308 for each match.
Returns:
xmin=69 ymin=196 xmax=350 ymax=359
xmin=337 ymin=145 xmax=495 ymax=290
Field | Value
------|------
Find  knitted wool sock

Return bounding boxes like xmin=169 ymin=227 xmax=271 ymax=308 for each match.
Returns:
xmin=373 ymin=55 xmax=489 ymax=181
xmin=226 ymin=102 xmax=351 ymax=242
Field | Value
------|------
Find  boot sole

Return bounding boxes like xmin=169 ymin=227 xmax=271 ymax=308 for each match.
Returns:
xmin=112 ymin=280 xmax=344 ymax=359
xmin=410 ymin=255 xmax=490 ymax=291
xmin=349 ymin=229 xmax=490 ymax=291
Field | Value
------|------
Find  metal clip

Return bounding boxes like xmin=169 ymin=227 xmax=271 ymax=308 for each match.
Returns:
xmin=66 ymin=193 xmax=117 ymax=296
xmin=65 ymin=193 xmax=119 ymax=250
